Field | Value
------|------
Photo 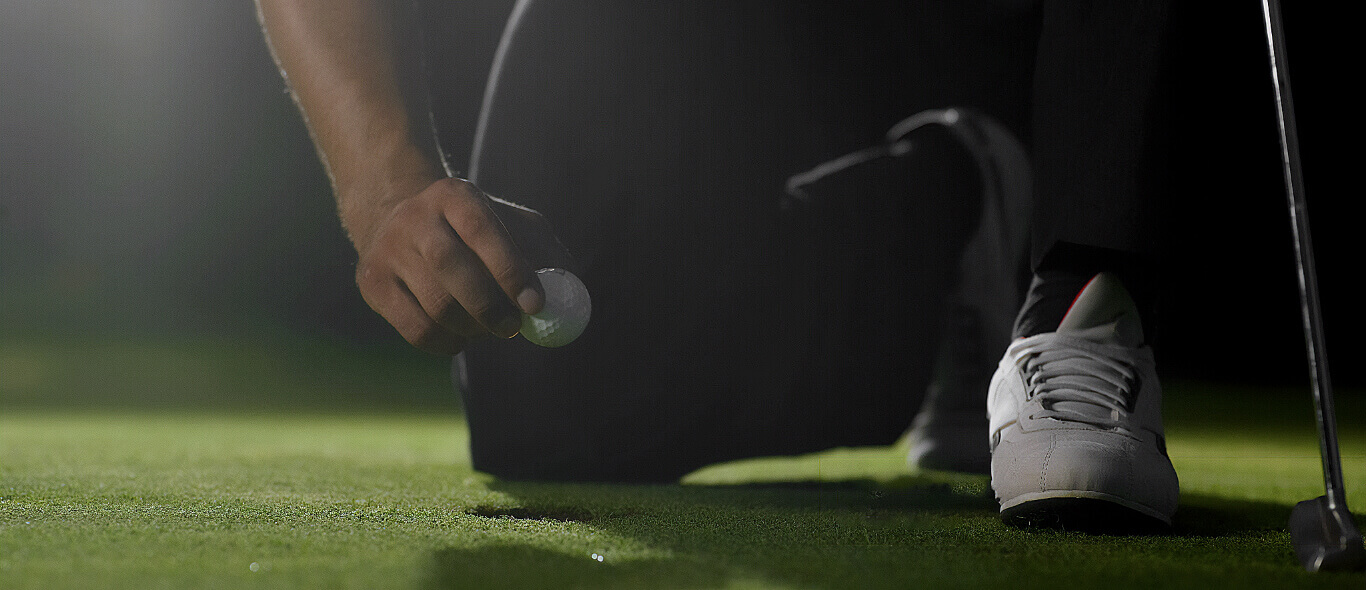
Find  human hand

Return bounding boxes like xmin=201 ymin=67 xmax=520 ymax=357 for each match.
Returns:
xmin=354 ymin=178 xmax=572 ymax=354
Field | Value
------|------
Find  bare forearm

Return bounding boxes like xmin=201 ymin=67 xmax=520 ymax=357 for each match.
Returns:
xmin=255 ymin=0 xmax=568 ymax=354
xmin=256 ymin=0 xmax=445 ymax=251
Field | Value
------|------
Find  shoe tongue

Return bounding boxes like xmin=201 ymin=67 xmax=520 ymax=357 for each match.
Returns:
xmin=1056 ymin=273 xmax=1144 ymax=347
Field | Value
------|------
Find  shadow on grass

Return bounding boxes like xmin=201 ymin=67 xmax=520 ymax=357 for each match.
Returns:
xmin=426 ymin=476 xmax=1003 ymax=589
xmin=425 ymin=545 xmax=729 ymax=590
xmin=1173 ymin=493 xmax=1292 ymax=537
xmin=425 ymin=479 xmax=1311 ymax=589
xmin=491 ymin=473 xmax=998 ymax=518
xmin=427 ymin=477 xmax=996 ymax=590
xmin=475 ymin=478 xmax=1302 ymax=539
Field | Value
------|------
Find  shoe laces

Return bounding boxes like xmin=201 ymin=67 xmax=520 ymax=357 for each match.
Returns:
xmin=1020 ymin=338 xmax=1137 ymax=429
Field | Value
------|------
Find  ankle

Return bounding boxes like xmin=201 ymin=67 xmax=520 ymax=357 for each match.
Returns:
xmin=1013 ymin=243 xmax=1159 ymax=341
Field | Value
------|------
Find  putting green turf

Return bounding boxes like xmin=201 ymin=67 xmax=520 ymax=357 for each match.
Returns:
xmin=2 ymin=339 xmax=1365 ymax=589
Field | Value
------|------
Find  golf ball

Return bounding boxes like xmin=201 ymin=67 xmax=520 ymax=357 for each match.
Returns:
xmin=520 ymin=268 xmax=591 ymax=348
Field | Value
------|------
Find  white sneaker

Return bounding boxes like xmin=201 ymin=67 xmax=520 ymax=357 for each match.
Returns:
xmin=906 ymin=305 xmax=994 ymax=474
xmin=988 ymin=272 xmax=1179 ymax=529
xmin=895 ymin=108 xmax=1032 ymax=474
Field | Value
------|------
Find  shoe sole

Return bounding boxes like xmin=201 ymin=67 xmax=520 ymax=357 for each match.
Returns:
xmin=999 ymin=491 xmax=1172 ymax=534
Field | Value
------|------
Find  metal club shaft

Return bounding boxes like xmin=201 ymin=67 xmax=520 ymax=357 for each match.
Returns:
xmin=1261 ymin=0 xmax=1347 ymax=511
xmin=1263 ymin=0 xmax=1366 ymax=573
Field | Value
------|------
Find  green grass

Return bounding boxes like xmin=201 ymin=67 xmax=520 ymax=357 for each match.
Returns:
xmin=2 ymin=338 xmax=1365 ymax=588
xmin=0 ymin=336 xmax=458 ymax=413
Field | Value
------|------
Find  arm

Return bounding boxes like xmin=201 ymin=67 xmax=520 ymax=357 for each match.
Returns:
xmin=256 ymin=0 xmax=551 ymax=354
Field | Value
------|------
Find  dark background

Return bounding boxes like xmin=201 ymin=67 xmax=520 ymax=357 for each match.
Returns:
xmin=0 ymin=1 xmax=1358 ymax=389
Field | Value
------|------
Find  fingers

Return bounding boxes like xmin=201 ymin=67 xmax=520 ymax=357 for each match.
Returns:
xmin=436 ymin=179 xmax=545 ymax=315
xmin=356 ymin=262 xmax=468 ymax=355
xmin=409 ymin=219 xmax=523 ymax=338
xmin=359 ymin=240 xmax=518 ymax=353
xmin=353 ymin=177 xmax=559 ymax=356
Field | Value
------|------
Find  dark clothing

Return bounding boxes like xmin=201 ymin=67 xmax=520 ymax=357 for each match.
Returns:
xmin=422 ymin=0 xmax=1172 ymax=481
xmin=1030 ymin=0 xmax=1172 ymax=268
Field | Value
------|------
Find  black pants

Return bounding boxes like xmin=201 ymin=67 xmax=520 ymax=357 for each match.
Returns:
xmin=429 ymin=0 xmax=1172 ymax=482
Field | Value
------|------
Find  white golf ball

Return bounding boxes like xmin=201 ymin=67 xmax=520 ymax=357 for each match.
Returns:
xmin=520 ymin=268 xmax=591 ymax=348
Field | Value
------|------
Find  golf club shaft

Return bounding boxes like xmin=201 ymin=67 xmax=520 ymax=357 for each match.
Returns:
xmin=1261 ymin=0 xmax=1348 ymax=509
